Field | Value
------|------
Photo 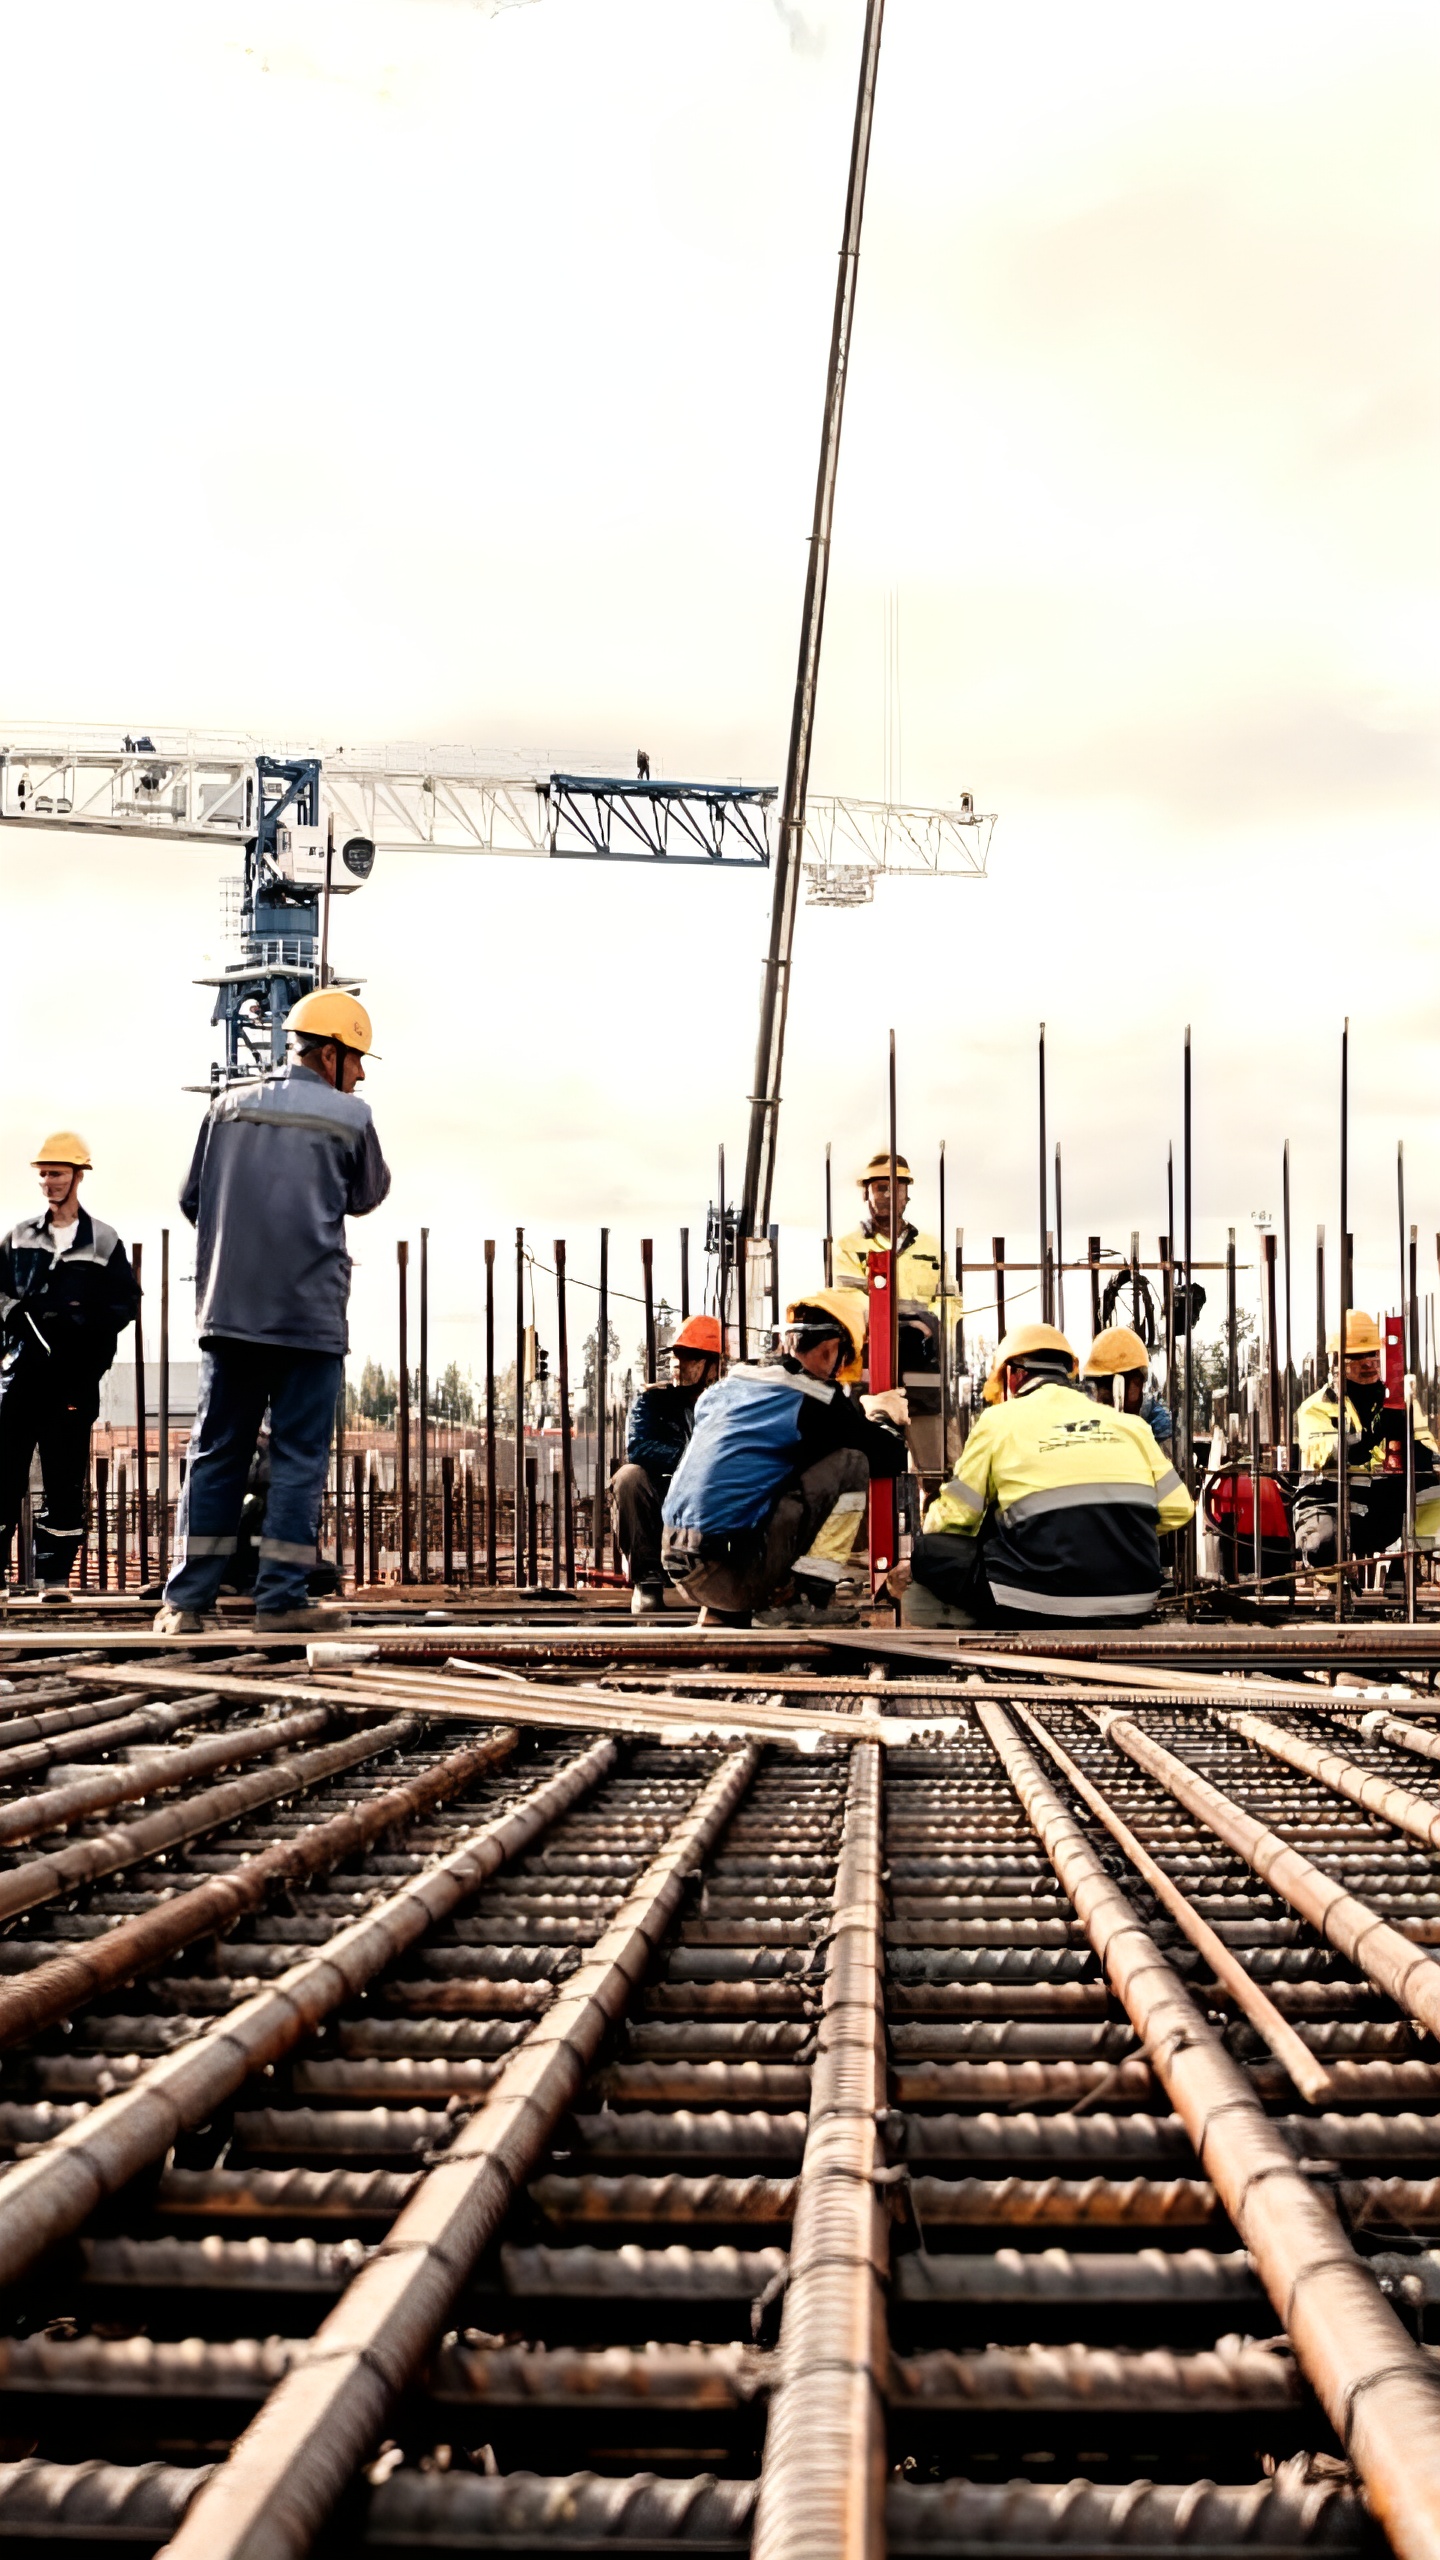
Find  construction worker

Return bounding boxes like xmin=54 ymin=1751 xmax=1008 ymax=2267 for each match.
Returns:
xmin=0 ymin=1134 xmax=140 ymax=1600
xmin=906 ymin=1321 xmax=1194 ymax=1629
xmin=1293 ymin=1312 xmax=1440 ymax=1572
xmin=612 ymin=1313 xmax=723 ymax=1616
xmin=156 ymin=991 xmax=390 ymax=1635
xmin=834 ymin=1150 xmax=944 ymax=1316
xmin=661 ymin=1289 xmax=907 ymax=1627
xmin=1083 ymin=1325 xmax=1173 ymax=1454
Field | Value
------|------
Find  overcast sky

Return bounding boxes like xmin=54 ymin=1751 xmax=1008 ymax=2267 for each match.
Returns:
xmin=2 ymin=0 xmax=1437 ymax=1381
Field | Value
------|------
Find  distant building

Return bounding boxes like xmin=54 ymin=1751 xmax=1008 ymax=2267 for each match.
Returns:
xmin=98 ymin=1362 xmax=202 ymax=1428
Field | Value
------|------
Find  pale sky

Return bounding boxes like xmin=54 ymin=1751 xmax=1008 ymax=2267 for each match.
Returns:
xmin=2 ymin=0 xmax=1437 ymax=1381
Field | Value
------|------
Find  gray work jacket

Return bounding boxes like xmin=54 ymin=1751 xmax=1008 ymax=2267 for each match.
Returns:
xmin=181 ymin=1064 xmax=391 ymax=1355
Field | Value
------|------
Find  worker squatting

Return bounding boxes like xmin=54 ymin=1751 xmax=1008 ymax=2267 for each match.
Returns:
xmin=2 ymin=1102 xmax=1436 ymax=1632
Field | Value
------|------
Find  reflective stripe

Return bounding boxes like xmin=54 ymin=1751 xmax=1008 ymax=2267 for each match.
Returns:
xmin=1154 ymin=1466 xmax=1182 ymax=1500
xmin=39 ymin=1524 xmax=83 ymax=1539
xmin=175 ymin=1533 xmax=236 ymax=1557
xmin=940 ymin=1477 xmax=986 ymax=1515
xmin=999 ymin=1480 xmax=1157 ymax=1528
xmin=259 ymin=1536 xmax=318 ymax=1565
xmin=987 ymin=1579 xmax=1160 ymax=1619
xmin=219 ymin=1105 xmax=356 ymax=1142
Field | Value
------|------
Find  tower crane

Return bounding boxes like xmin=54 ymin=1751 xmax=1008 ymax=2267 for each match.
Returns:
xmin=0 ymin=723 xmax=992 ymax=1087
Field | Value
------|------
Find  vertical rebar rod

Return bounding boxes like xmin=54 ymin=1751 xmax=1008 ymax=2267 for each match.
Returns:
xmin=95 ymin=1454 xmax=109 ymax=1593
xmin=1337 ymin=1021 xmax=1350 ymax=1619
xmin=1282 ymin=1140 xmax=1294 ymax=1456
xmin=1226 ymin=1231 xmax=1239 ymax=1414
xmin=679 ymin=1227 xmax=690 ymax=1321
xmin=769 ymin=1220 xmax=780 ymax=1344
xmin=1087 ymin=1234 xmax=1101 ymax=1339
xmin=955 ymin=1226 xmax=965 ymax=1372
xmin=116 ymin=1461 xmax=127 ymax=1593
xmin=396 ymin=1243 xmax=411 ymax=1586
xmin=549 ymin=1457 xmax=562 ymax=1589
xmin=992 ymin=1235 xmax=1007 ymax=1341
xmin=351 ymin=1455 xmax=365 ymax=1591
xmin=333 ymin=1374 xmax=346 ymax=1593
xmin=741 ymin=0 xmax=888 ymax=1239
xmin=717 ymin=1146 xmax=729 ymax=1361
xmin=887 ymin=1028 xmax=900 ymax=1386
xmin=1316 ymin=1226 xmax=1327 ymax=1384
xmin=1264 ymin=1234 xmax=1281 ymax=1458
xmin=1398 ymin=1143 xmax=1409 ymax=1360
xmin=484 ymin=1240 xmax=497 ymax=1588
xmin=937 ymin=1140 xmax=949 ymax=1471
xmin=417 ymin=1228 xmax=429 ymax=1583
xmin=1251 ymin=1405 xmax=1264 ymax=1605
xmin=823 ymin=1144 xmax=834 ymax=1288
xmin=366 ymin=1451 xmax=379 ymax=1590
xmin=1411 ymin=1227 xmax=1421 ymax=1378
xmin=1054 ymin=1141 xmax=1065 ymax=1335
xmin=555 ymin=1239 xmax=575 ymax=1589
xmin=464 ymin=1453 xmax=475 ymax=1588
xmin=525 ymin=1449 xmax=538 ymax=1586
xmin=441 ymin=1453 xmax=454 ymax=1589
xmin=595 ymin=1228 xmax=610 ymax=1576
xmin=132 ymin=1243 xmax=148 ymax=1588
xmin=642 ymin=1240 xmax=656 ymax=1385
xmin=1182 ymin=1026 xmax=1194 ymax=1599
xmin=514 ymin=1228 xmax=526 ymax=1590
xmin=157 ymin=1229 xmax=170 ymax=1586
xmin=1037 ymin=1023 xmax=1049 ymax=1323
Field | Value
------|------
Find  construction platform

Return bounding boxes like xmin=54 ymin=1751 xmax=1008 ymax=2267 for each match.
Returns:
xmin=0 ymin=1605 xmax=1434 ymax=2556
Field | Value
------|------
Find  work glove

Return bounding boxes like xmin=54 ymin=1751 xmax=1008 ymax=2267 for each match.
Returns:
xmin=862 ymin=1388 xmax=910 ymax=1428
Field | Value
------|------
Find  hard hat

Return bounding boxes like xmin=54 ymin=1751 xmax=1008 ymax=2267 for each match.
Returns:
xmin=785 ymin=1287 xmax=867 ymax=1383
xmin=1327 ymin=1310 xmax=1382 ymax=1356
xmin=285 ymin=991 xmax=375 ymax=1055
xmin=984 ymin=1321 xmax=1078 ymax=1403
xmin=1083 ymin=1325 xmax=1151 ymax=1378
xmin=672 ymin=1314 xmax=722 ymax=1357
xmin=859 ymin=1150 xmax=913 ymax=1188
xmin=31 ymin=1131 xmax=92 ymax=1170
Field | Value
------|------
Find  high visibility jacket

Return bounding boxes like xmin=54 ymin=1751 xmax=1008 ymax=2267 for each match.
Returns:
xmin=834 ymin=1223 xmax=945 ymax=1310
xmin=1295 ymin=1385 xmax=1440 ymax=1540
xmin=923 ymin=1376 xmax=1195 ymax=1620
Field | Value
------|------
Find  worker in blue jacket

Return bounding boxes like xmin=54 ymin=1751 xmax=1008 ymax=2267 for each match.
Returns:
xmin=612 ymin=1313 xmax=722 ymax=1616
xmin=661 ymin=1290 xmax=907 ymax=1627
xmin=156 ymin=990 xmax=390 ymax=1636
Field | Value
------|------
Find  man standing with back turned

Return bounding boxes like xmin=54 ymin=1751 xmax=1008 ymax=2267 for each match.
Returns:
xmin=155 ymin=991 xmax=390 ymax=1635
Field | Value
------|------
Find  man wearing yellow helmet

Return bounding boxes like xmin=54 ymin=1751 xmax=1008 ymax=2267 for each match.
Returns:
xmin=906 ymin=1321 xmax=1194 ymax=1628
xmin=1292 ymin=1312 xmax=1440 ymax=1573
xmin=0 ymin=1134 xmax=140 ymax=1599
xmin=1082 ymin=1325 xmax=1173 ymax=1455
xmin=156 ymin=990 xmax=391 ymax=1635
xmin=660 ymin=1288 xmax=908 ymax=1626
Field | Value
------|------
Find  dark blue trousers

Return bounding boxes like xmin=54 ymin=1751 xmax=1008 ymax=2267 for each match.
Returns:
xmin=165 ymin=1341 xmax=342 ymax=1615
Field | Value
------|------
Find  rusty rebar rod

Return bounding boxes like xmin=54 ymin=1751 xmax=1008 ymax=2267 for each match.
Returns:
xmin=975 ymin=1697 xmax=1440 ymax=2560
xmin=0 ymin=1731 xmax=601 ymax=2293
xmin=752 ymin=1742 xmax=887 ymax=2560
xmin=160 ymin=1743 xmax=760 ymax=2560
xmin=0 ymin=1699 xmax=337 ymax=1850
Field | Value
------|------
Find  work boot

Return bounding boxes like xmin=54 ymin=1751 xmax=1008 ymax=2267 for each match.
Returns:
xmin=631 ymin=1583 xmax=666 ymax=1617
xmin=38 ymin=1585 xmax=74 ymax=1606
xmin=901 ymin=1578 xmax=978 ymax=1630
xmin=153 ymin=1605 xmax=219 ymax=1635
xmin=755 ymin=1575 xmax=859 ymax=1630
xmin=254 ymin=1604 xmax=353 ymax=1634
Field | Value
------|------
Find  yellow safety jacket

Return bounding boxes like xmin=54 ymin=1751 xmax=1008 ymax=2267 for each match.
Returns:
xmin=1295 ymin=1386 xmax=1440 ymax=1541
xmin=923 ymin=1376 xmax=1195 ymax=1621
xmin=834 ymin=1223 xmax=945 ymax=1311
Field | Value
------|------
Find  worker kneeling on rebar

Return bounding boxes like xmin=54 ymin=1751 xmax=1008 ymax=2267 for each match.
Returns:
xmin=905 ymin=1321 xmax=1194 ymax=1630
xmin=612 ymin=1313 xmax=723 ymax=1617
xmin=155 ymin=991 xmax=391 ymax=1637
xmin=660 ymin=1290 xmax=907 ymax=1628
xmin=1292 ymin=1311 xmax=1440 ymax=1577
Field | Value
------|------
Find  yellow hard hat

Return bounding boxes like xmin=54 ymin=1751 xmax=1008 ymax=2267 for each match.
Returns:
xmin=859 ymin=1150 xmax=913 ymax=1187
xmin=1083 ymin=1325 xmax=1150 ymax=1378
xmin=1327 ymin=1310 xmax=1382 ymax=1356
xmin=984 ymin=1320 xmax=1077 ymax=1404
xmin=785 ymin=1287 xmax=867 ymax=1384
xmin=285 ymin=991 xmax=375 ymax=1056
xmin=31 ymin=1131 xmax=92 ymax=1170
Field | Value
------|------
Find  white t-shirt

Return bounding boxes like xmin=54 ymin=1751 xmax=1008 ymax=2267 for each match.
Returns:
xmin=49 ymin=1222 xmax=80 ymax=1256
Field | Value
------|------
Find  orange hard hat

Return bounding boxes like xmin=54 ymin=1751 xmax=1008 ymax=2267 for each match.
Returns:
xmin=673 ymin=1314 xmax=722 ymax=1357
